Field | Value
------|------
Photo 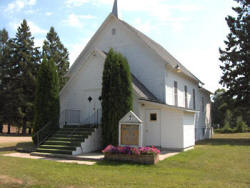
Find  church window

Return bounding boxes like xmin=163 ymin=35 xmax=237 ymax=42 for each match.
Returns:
xmin=202 ymin=128 xmax=205 ymax=136
xmin=193 ymin=89 xmax=196 ymax=110
xmin=184 ymin=85 xmax=188 ymax=108
xmin=112 ymin=28 xmax=116 ymax=35
xmin=174 ymin=81 xmax=178 ymax=106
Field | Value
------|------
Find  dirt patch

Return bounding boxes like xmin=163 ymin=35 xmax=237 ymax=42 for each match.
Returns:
xmin=0 ymin=136 xmax=32 ymax=144
xmin=0 ymin=175 xmax=23 ymax=185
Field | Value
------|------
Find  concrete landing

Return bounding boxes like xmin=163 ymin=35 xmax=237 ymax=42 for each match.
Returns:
xmin=77 ymin=152 xmax=104 ymax=160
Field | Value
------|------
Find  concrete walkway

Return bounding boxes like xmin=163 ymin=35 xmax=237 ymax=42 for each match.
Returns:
xmin=159 ymin=151 xmax=179 ymax=161
xmin=2 ymin=150 xmax=179 ymax=165
xmin=2 ymin=153 xmax=96 ymax=165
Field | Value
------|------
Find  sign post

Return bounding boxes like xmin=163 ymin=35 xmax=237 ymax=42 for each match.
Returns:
xmin=119 ymin=111 xmax=143 ymax=147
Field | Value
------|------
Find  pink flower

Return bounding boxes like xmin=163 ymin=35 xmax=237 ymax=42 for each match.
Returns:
xmin=102 ymin=145 xmax=114 ymax=153
xmin=102 ymin=145 xmax=160 ymax=155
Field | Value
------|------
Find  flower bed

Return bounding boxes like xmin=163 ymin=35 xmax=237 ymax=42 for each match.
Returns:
xmin=102 ymin=145 xmax=160 ymax=164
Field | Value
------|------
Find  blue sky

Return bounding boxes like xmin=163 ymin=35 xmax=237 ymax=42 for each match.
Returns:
xmin=0 ymin=0 xmax=238 ymax=92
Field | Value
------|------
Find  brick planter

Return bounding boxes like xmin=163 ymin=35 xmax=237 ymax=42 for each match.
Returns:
xmin=104 ymin=153 xmax=159 ymax=164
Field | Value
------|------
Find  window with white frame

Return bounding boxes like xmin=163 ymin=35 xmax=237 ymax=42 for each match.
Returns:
xmin=112 ymin=28 xmax=116 ymax=35
xmin=150 ymin=113 xmax=157 ymax=121
xmin=174 ymin=81 xmax=178 ymax=106
xmin=184 ymin=85 xmax=188 ymax=108
xmin=193 ymin=89 xmax=196 ymax=110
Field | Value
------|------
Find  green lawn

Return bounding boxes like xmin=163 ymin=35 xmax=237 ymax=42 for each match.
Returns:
xmin=0 ymin=133 xmax=249 ymax=188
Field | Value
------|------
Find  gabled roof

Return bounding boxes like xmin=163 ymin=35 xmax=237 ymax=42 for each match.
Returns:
xmin=139 ymin=99 xmax=199 ymax=114
xmin=67 ymin=13 xmax=203 ymax=85
xmin=131 ymin=74 xmax=158 ymax=101
xmin=199 ymin=87 xmax=213 ymax=94
xmin=60 ymin=49 xmax=106 ymax=95
xmin=119 ymin=111 xmax=142 ymax=124
xmin=66 ymin=14 xmax=116 ymax=77
xmin=62 ymin=47 xmax=161 ymax=102
xmin=119 ymin=19 xmax=203 ymax=84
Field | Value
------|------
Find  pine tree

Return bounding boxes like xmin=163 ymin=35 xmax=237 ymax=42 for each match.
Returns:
xmin=33 ymin=58 xmax=60 ymax=145
xmin=219 ymin=0 xmax=250 ymax=125
xmin=0 ymin=29 xmax=9 ymax=132
xmin=0 ymin=29 xmax=15 ymax=134
xmin=42 ymin=27 xmax=69 ymax=89
xmin=101 ymin=49 xmax=133 ymax=146
xmin=11 ymin=20 xmax=40 ymax=135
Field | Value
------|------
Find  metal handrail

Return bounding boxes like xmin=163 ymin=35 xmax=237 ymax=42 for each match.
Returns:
xmin=68 ymin=126 xmax=80 ymax=142
xmin=33 ymin=121 xmax=52 ymax=147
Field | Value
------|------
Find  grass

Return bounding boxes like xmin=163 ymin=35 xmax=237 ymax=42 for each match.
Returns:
xmin=0 ymin=133 xmax=249 ymax=188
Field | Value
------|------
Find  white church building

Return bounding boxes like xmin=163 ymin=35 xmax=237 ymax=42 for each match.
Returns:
xmin=59 ymin=0 xmax=212 ymax=152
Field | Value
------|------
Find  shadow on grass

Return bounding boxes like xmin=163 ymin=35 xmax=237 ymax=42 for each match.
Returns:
xmin=0 ymin=142 xmax=35 ymax=153
xmin=0 ymin=146 xmax=17 ymax=152
xmin=196 ymin=138 xmax=250 ymax=146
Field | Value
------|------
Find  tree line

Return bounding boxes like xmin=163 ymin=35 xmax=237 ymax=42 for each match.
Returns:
xmin=0 ymin=19 xmax=69 ymax=135
xmin=212 ymin=0 xmax=249 ymax=132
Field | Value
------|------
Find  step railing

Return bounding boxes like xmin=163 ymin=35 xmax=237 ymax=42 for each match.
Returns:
xmin=68 ymin=126 xmax=80 ymax=142
xmin=87 ymin=108 xmax=101 ymax=127
xmin=33 ymin=121 xmax=53 ymax=147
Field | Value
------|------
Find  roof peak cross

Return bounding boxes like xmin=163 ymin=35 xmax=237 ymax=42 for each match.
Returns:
xmin=112 ymin=0 xmax=118 ymax=18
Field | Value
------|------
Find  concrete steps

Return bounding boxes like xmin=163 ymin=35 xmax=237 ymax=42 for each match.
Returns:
xmin=33 ymin=125 xmax=96 ymax=156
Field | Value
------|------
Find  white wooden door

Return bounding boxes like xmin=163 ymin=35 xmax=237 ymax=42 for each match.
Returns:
xmin=145 ymin=109 xmax=161 ymax=146
xmin=85 ymin=89 xmax=102 ymax=125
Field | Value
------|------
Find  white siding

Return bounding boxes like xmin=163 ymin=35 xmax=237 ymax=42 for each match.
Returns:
xmin=183 ymin=112 xmax=195 ymax=148
xmin=165 ymin=69 xmax=198 ymax=109
xmin=165 ymin=68 xmax=212 ymax=141
xmin=195 ymin=90 xmax=212 ymax=140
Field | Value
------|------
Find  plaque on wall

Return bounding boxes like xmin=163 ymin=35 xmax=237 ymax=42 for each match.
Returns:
xmin=119 ymin=111 xmax=143 ymax=147
xmin=120 ymin=124 xmax=139 ymax=146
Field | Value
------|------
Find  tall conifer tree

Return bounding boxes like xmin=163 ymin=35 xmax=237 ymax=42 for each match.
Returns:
xmin=0 ymin=29 xmax=9 ymax=132
xmin=219 ymin=0 xmax=249 ymax=124
xmin=0 ymin=29 xmax=18 ymax=133
xmin=101 ymin=49 xmax=133 ymax=146
xmin=11 ymin=20 xmax=40 ymax=134
xmin=42 ymin=27 xmax=69 ymax=89
xmin=33 ymin=58 xmax=60 ymax=145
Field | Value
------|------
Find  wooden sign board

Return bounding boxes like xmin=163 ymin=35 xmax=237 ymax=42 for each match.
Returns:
xmin=120 ymin=124 xmax=139 ymax=146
